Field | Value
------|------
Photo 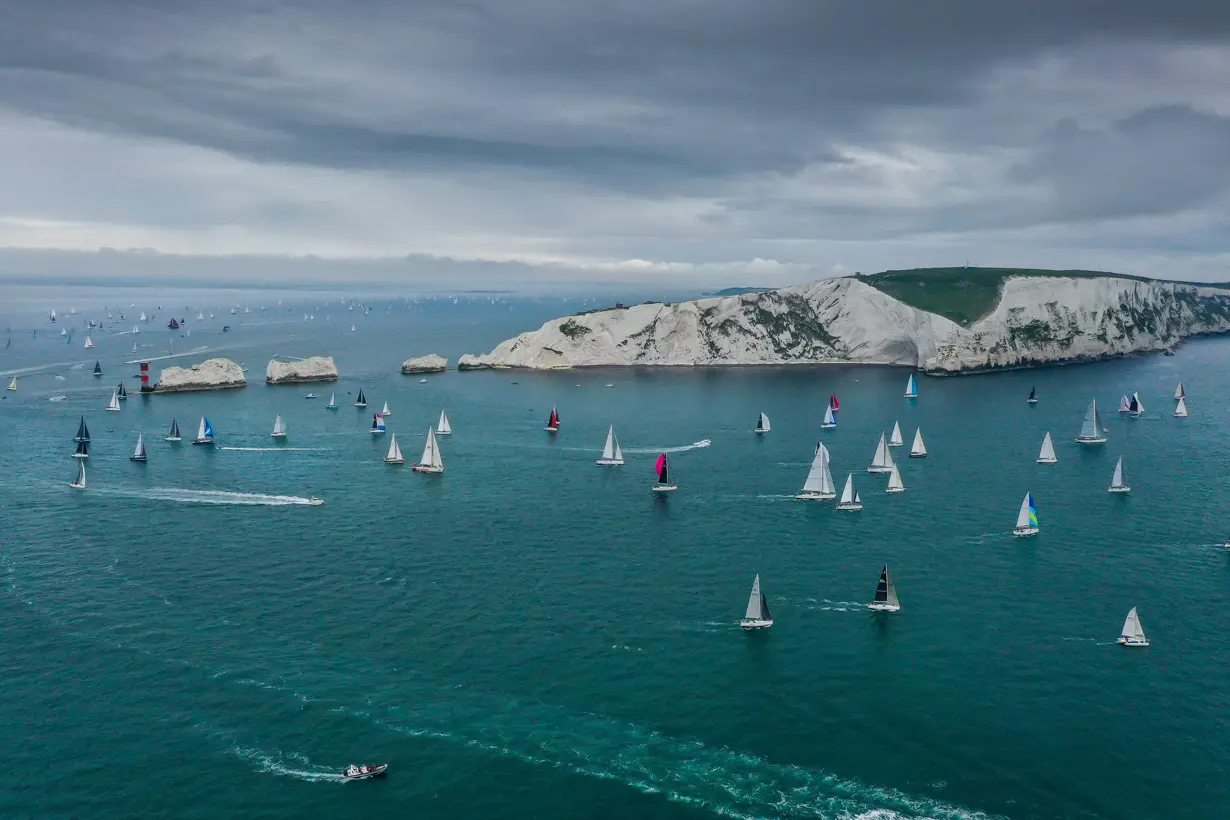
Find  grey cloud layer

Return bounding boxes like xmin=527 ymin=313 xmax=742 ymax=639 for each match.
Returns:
xmin=1 ymin=1 xmax=1229 ymax=279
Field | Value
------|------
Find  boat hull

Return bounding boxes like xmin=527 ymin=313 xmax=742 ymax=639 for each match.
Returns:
xmin=1108 ymin=486 xmax=1131 ymax=493
xmin=651 ymin=484 xmax=677 ymax=493
xmin=545 ymin=426 xmax=559 ymax=432
xmin=867 ymin=466 xmax=892 ymax=474
xmin=1013 ymin=526 xmax=1039 ymax=537
xmin=370 ymin=430 xmax=386 ymax=435
xmin=105 ymin=407 xmax=120 ymax=412
xmin=867 ymin=603 xmax=900 ymax=612
xmin=271 ymin=433 xmax=286 ymax=439
xmin=908 ymin=453 xmax=926 ymax=458
xmin=1075 ymin=437 xmax=1107 ymax=444
xmin=412 ymin=464 xmax=443 ymax=473
xmin=1117 ymin=638 xmax=1149 ymax=647
xmin=342 ymin=764 xmax=388 ymax=780
xmin=885 ymin=487 xmax=905 ymax=494
xmin=1174 ymin=412 xmax=1187 ymax=418
xmin=836 ymin=503 xmax=863 ymax=511
xmin=166 ymin=437 xmax=181 ymax=442
xmin=796 ymin=492 xmax=836 ymax=500
xmin=1027 ymin=399 xmax=1038 ymax=404
xmin=436 ymin=431 xmax=451 ymax=436
xmin=740 ymin=618 xmax=772 ymax=630
xmin=69 ymin=482 xmax=85 ymax=489
xmin=595 ymin=459 xmax=623 ymax=466
xmin=1037 ymin=457 xmax=1057 ymax=464
xmin=192 ymin=439 xmax=215 ymax=446
xmin=820 ymin=423 xmax=837 ymax=429
xmin=130 ymin=456 xmax=146 ymax=463
xmin=71 ymin=453 xmax=88 ymax=459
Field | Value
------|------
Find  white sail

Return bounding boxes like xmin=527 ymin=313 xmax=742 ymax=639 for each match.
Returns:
xmin=904 ymin=374 xmax=918 ymax=397
xmin=382 ymin=401 xmax=391 ymax=416
xmin=884 ymin=569 xmax=900 ymax=609
xmin=889 ymin=421 xmax=904 ymax=447
xmin=1174 ymin=397 xmax=1188 ymax=417
xmin=885 ymin=463 xmax=904 ymax=493
xmin=6 ymin=377 xmax=16 ymax=391
xmin=801 ymin=443 xmax=836 ymax=496
xmin=757 ymin=412 xmax=771 ymax=432
xmin=437 ymin=410 xmax=452 ymax=435
xmin=836 ymin=474 xmax=862 ymax=510
xmin=84 ymin=336 xmax=93 ymax=349
xmin=71 ymin=460 xmax=86 ymax=488
xmin=133 ymin=434 xmax=146 ymax=459
xmin=385 ymin=434 xmax=403 ymax=463
xmin=1120 ymin=607 xmax=1147 ymax=643
xmin=1109 ymin=457 xmax=1128 ymax=491
xmin=1015 ymin=493 xmax=1035 ymax=529
xmin=909 ymin=428 xmax=926 ymax=457
xmin=598 ymin=425 xmax=624 ymax=464
xmin=418 ymin=427 xmax=443 ymax=470
xmin=821 ymin=405 xmax=836 ymax=427
xmin=1174 ymin=382 xmax=1185 ymax=400
xmin=1037 ymin=432 xmax=1057 ymax=463
xmin=1077 ymin=399 xmax=1105 ymax=442
xmin=140 ymin=312 xmax=147 ymax=322
xmin=869 ymin=432 xmax=893 ymax=472
xmin=744 ymin=575 xmax=765 ymax=620
xmin=272 ymin=415 xmax=286 ymax=436
xmin=106 ymin=390 xmax=121 ymax=411
xmin=198 ymin=417 xmax=207 ymax=440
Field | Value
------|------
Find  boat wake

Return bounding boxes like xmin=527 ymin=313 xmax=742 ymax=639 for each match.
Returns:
xmin=218 ymin=446 xmax=331 ymax=452
xmin=94 ymin=487 xmax=318 ymax=506
xmin=623 ymin=439 xmax=711 ymax=454
xmin=806 ymin=598 xmax=870 ymax=613
xmin=229 ymin=744 xmax=345 ymax=783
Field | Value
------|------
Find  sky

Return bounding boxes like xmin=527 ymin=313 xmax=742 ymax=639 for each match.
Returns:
xmin=2 ymin=1 xmax=1230 ymax=287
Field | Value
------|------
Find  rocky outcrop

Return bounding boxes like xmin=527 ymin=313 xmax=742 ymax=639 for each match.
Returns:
xmin=459 ymin=276 xmax=1230 ymax=374
xmin=266 ymin=356 xmax=339 ymax=384
xmin=401 ymin=354 xmax=448 ymax=374
xmin=155 ymin=358 xmax=247 ymax=392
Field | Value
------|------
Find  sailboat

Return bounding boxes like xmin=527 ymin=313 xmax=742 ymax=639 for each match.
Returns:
xmin=355 ymin=389 xmax=367 ymax=408
xmin=868 ymin=433 xmax=895 ymax=473
xmin=1116 ymin=606 xmax=1150 ymax=647
xmin=370 ymin=413 xmax=386 ymax=434
xmin=885 ymin=462 xmax=905 ymax=493
xmin=139 ymin=311 xmax=147 ymax=322
xmin=1108 ymin=457 xmax=1130 ymax=493
xmin=797 ymin=442 xmax=837 ymax=500
xmin=1129 ymin=392 xmax=1144 ymax=417
xmin=72 ymin=439 xmax=89 ymax=459
xmin=754 ymin=412 xmax=771 ymax=434
xmin=93 ymin=361 xmax=103 ymax=378
xmin=868 ymin=565 xmax=901 ymax=612
xmin=383 ymin=433 xmax=404 ymax=464
xmin=820 ymin=404 xmax=837 ymax=429
xmin=1118 ymin=394 xmax=1131 ymax=413
xmin=1037 ymin=432 xmax=1057 ymax=464
xmin=908 ymin=428 xmax=926 ymax=458
xmin=381 ymin=401 xmax=391 ymax=416
xmin=6 ymin=376 xmax=16 ymax=391
xmin=1174 ymin=396 xmax=1188 ymax=417
xmin=545 ymin=406 xmax=560 ymax=432
xmin=351 ymin=324 xmax=356 ymax=333
xmin=193 ymin=417 xmax=216 ymax=445
xmin=1174 ymin=382 xmax=1185 ymax=400
xmin=84 ymin=336 xmax=93 ymax=349
xmin=1027 ymin=386 xmax=1038 ymax=404
xmin=130 ymin=434 xmax=147 ymax=462
xmin=836 ymin=474 xmax=862 ymax=511
xmin=116 ymin=382 xmax=127 ymax=400
xmin=437 ymin=410 xmax=452 ymax=436
xmin=326 ymin=392 xmax=339 ymax=410
xmin=69 ymin=460 xmax=86 ymax=489
xmin=271 ymin=415 xmax=287 ymax=438
xmin=1013 ymin=492 xmax=1039 ymax=536
xmin=904 ymin=374 xmax=918 ymax=398
xmin=166 ymin=418 xmax=181 ymax=442
xmin=73 ymin=415 xmax=90 ymax=443
xmin=412 ymin=427 xmax=444 ymax=473
xmin=132 ymin=324 xmax=140 ymax=335
xmin=197 ymin=311 xmax=204 ymax=321
xmin=829 ymin=394 xmax=839 ymax=413
xmin=596 ymin=425 xmax=624 ymax=465
xmin=1075 ymin=399 xmax=1107 ymax=443
xmin=889 ymin=421 xmax=904 ymax=447
xmin=740 ymin=575 xmax=773 ymax=629
xmin=652 ymin=453 xmax=677 ymax=492
xmin=105 ymin=390 xmax=121 ymax=412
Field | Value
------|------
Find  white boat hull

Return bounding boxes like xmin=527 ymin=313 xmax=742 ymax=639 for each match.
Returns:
xmin=885 ymin=487 xmax=905 ymax=494
xmin=836 ymin=502 xmax=863 ymax=511
xmin=908 ymin=453 xmax=926 ymax=459
xmin=1013 ymin=526 xmax=1039 ymax=537
xmin=1037 ymin=457 xmax=1057 ymax=464
xmin=271 ymin=433 xmax=286 ymax=439
xmin=130 ymin=456 xmax=146 ymax=463
xmin=545 ymin=426 xmax=559 ymax=432
xmin=1117 ymin=637 xmax=1149 ymax=647
xmin=651 ymin=484 xmax=677 ymax=493
xmin=867 ymin=602 xmax=900 ymax=612
xmin=754 ymin=429 xmax=767 ymax=435
xmin=166 ymin=437 xmax=181 ymax=442
xmin=740 ymin=618 xmax=772 ymax=630
xmin=69 ymin=481 xmax=85 ymax=489
xmin=384 ymin=458 xmax=404 ymax=465
xmin=412 ymin=464 xmax=443 ymax=473
xmin=71 ymin=453 xmax=88 ymax=459
xmin=796 ymin=491 xmax=836 ymax=500
xmin=1075 ymin=437 xmax=1107 ymax=444
xmin=192 ymin=439 xmax=215 ymax=446
xmin=1027 ymin=399 xmax=1038 ymax=404
xmin=867 ymin=466 xmax=892 ymax=474
xmin=1174 ymin=412 xmax=1187 ymax=418
xmin=1108 ymin=486 xmax=1131 ymax=493
xmin=105 ymin=407 xmax=120 ymax=412
xmin=820 ymin=423 xmax=837 ymax=429
xmin=595 ymin=459 xmax=623 ymax=466
xmin=436 ymin=431 xmax=451 ymax=436
xmin=371 ymin=430 xmax=385 ymax=435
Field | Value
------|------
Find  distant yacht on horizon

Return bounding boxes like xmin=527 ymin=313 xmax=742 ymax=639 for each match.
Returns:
xmin=1027 ymin=386 xmax=1037 ymax=404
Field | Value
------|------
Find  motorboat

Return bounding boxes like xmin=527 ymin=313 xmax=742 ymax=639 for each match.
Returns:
xmin=308 ymin=496 xmax=325 ymax=506
xmin=342 ymin=764 xmax=387 ymax=781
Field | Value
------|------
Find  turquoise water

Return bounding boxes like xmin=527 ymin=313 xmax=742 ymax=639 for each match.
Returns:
xmin=3 ymin=290 xmax=1229 ymax=819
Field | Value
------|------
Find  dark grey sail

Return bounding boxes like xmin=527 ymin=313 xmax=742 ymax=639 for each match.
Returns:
xmin=74 ymin=416 xmax=90 ymax=443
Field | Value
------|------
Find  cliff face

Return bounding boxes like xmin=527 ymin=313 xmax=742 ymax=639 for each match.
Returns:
xmin=458 ymin=276 xmax=1230 ymax=374
xmin=155 ymin=358 xmax=247 ymax=392
xmin=266 ymin=356 xmax=339 ymax=384
xmin=400 ymin=354 xmax=448 ymax=374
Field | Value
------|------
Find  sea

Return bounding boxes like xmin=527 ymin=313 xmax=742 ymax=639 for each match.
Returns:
xmin=2 ymin=283 xmax=1229 ymax=820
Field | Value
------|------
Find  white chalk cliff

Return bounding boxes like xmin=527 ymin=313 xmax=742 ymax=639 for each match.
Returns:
xmin=401 ymin=354 xmax=448 ymax=374
xmin=458 ymin=275 xmax=1230 ymax=373
xmin=266 ymin=356 xmax=339 ymax=384
xmin=155 ymin=358 xmax=247 ymax=391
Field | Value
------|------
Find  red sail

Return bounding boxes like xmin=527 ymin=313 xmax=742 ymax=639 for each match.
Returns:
xmin=547 ymin=409 xmax=559 ymax=428
xmin=829 ymin=394 xmax=839 ymax=410
xmin=655 ymin=453 xmax=667 ymax=479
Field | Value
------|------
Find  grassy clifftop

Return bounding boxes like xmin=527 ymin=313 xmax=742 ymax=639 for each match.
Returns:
xmin=858 ymin=267 xmax=1152 ymax=326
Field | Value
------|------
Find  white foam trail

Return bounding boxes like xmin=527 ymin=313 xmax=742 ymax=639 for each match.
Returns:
xmin=622 ymin=439 xmax=711 ymax=454
xmin=218 ymin=446 xmax=331 ymax=452
xmin=121 ymin=346 xmax=209 ymax=364
xmin=92 ymin=487 xmax=317 ymax=506
xmin=229 ymin=745 xmax=345 ymax=783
